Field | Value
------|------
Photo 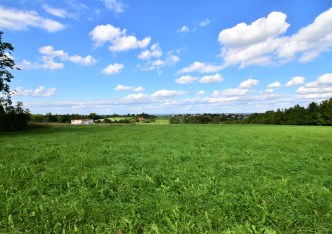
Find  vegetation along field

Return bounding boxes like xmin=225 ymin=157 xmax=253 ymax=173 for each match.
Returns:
xmin=1 ymin=124 xmax=332 ymax=233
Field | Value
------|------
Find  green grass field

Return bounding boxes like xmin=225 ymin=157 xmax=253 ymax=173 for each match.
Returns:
xmin=1 ymin=124 xmax=332 ymax=233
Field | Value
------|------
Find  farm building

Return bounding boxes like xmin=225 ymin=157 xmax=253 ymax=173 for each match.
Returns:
xmin=71 ymin=119 xmax=94 ymax=125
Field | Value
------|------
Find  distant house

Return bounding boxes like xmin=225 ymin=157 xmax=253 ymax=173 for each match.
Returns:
xmin=138 ymin=116 xmax=144 ymax=122
xmin=71 ymin=119 xmax=94 ymax=125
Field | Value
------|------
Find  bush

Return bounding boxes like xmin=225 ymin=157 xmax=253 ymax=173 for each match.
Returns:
xmin=0 ymin=102 xmax=30 ymax=131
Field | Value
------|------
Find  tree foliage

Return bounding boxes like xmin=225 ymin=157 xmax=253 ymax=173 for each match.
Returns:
xmin=245 ymin=99 xmax=332 ymax=126
xmin=0 ymin=31 xmax=30 ymax=131
xmin=169 ymin=114 xmax=247 ymax=124
xmin=0 ymin=31 xmax=15 ymax=108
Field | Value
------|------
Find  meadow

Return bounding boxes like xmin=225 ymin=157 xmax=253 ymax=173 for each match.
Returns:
xmin=0 ymin=124 xmax=331 ymax=233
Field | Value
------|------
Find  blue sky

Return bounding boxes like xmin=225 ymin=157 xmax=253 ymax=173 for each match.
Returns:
xmin=1 ymin=0 xmax=332 ymax=114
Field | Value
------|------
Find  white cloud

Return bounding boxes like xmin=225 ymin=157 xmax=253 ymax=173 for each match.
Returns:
xmin=178 ymin=61 xmax=223 ymax=73
xmin=219 ymin=12 xmax=289 ymax=48
xmin=212 ymin=88 xmax=250 ymax=97
xmin=151 ymin=90 xmax=187 ymax=98
xmin=103 ymin=0 xmax=125 ymax=14
xmin=278 ymin=8 xmax=332 ymax=62
xmin=138 ymin=43 xmax=163 ymax=60
xmin=0 ymin=5 xmax=65 ymax=32
xmin=265 ymin=89 xmax=274 ymax=93
xmin=218 ymin=11 xmax=289 ymax=68
xmin=218 ymin=8 xmax=332 ymax=68
xmin=102 ymin=63 xmax=124 ymax=75
xmin=296 ymin=73 xmax=332 ymax=99
xmin=138 ymin=52 xmax=180 ymax=72
xmin=40 ymin=56 xmax=64 ymax=70
xmin=42 ymin=4 xmax=72 ymax=18
xmin=18 ymin=45 xmax=96 ymax=70
xmin=177 ymin=25 xmax=189 ymax=33
xmin=123 ymin=93 xmax=149 ymax=101
xmin=90 ymin=24 xmax=151 ymax=52
xmin=165 ymin=54 xmax=180 ymax=65
xmin=133 ymin=86 xmax=144 ymax=92
xmin=14 ymin=86 xmax=57 ymax=97
xmin=110 ymin=36 xmax=151 ymax=52
xmin=114 ymin=85 xmax=144 ymax=92
xmin=65 ymin=55 xmax=96 ymax=65
xmin=199 ymin=18 xmax=210 ymax=27
xmin=267 ymin=81 xmax=281 ymax=89
xmin=239 ymin=78 xmax=259 ymax=89
xmin=196 ymin=90 xmax=205 ymax=95
xmin=199 ymin=73 xmax=223 ymax=83
xmin=175 ymin=75 xmax=198 ymax=84
xmin=285 ymin=76 xmax=305 ymax=87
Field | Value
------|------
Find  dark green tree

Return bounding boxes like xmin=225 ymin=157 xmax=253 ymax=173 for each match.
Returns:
xmin=0 ymin=31 xmax=30 ymax=131
xmin=320 ymin=98 xmax=332 ymax=125
xmin=0 ymin=31 xmax=15 ymax=110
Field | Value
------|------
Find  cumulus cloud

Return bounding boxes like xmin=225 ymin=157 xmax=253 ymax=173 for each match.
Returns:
xmin=196 ymin=90 xmax=205 ymax=95
xmin=114 ymin=85 xmax=144 ymax=92
xmin=212 ymin=88 xmax=250 ymax=97
xmin=18 ymin=57 xmax=64 ymax=70
xmin=18 ymin=45 xmax=96 ymax=70
xmin=0 ymin=5 xmax=65 ymax=32
xmin=296 ymin=73 xmax=332 ymax=99
xmin=285 ymin=76 xmax=305 ymax=87
xmin=239 ymin=78 xmax=259 ymax=89
xmin=218 ymin=11 xmax=289 ymax=67
xmin=267 ymin=81 xmax=281 ymax=89
xmin=165 ymin=54 xmax=180 ymax=65
xmin=278 ymin=8 xmax=332 ymax=62
xmin=265 ymin=89 xmax=274 ymax=93
xmin=90 ymin=24 xmax=151 ymax=52
xmin=175 ymin=75 xmax=198 ymax=84
xmin=178 ymin=61 xmax=223 ymax=74
xmin=102 ymin=63 xmax=124 ymax=75
xmin=211 ymin=77 xmax=259 ymax=101
xmin=151 ymin=90 xmax=187 ymax=98
xmin=103 ymin=0 xmax=125 ymax=14
xmin=124 ymin=93 xmax=149 ymax=101
xmin=138 ymin=52 xmax=180 ymax=72
xmin=218 ymin=8 xmax=332 ymax=68
xmin=199 ymin=73 xmax=223 ymax=83
xmin=138 ymin=43 xmax=163 ymax=60
xmin=14 ymin=86 xmax=57 ymax=97
xmin=219 ymin=12 xmax=289 ymax=48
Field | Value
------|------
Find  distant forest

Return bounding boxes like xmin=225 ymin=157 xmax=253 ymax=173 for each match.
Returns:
xmin=29 ymin=98 xmax=332 ymax=126
xmin=30 ymin=113 xmax=156 ymax=124
xmin=170 ymin=98 xmax=332 ymax=125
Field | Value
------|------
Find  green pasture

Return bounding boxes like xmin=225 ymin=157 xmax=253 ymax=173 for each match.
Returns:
xmin=105 ymin=116 xmax=134 ymax=121
xmin=0 ymin=124 xmax=331 ymax=233
xmin=153 ymin=116 xmax=170 ymax=124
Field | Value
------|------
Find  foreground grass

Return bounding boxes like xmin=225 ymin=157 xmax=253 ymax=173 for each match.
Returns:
xmin=0 ymin=124 xmax=331 ymax=233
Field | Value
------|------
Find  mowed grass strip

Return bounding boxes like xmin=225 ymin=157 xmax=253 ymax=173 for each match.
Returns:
xmin=0 ymin=124 xmax=331 ymax=233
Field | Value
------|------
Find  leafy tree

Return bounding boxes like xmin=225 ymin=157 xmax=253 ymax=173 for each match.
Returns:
xmin=0 ymin=31 xmax=16 ymax=109
xmin=320 ymin=98 xmax=332 ymax=125
xmin=0 ymin=31 xmax=30 ymax=131
xmin=103 ymin=118 xmax=111 ymax=123
xmin=307 ymin=101 xmax=323 ymax=125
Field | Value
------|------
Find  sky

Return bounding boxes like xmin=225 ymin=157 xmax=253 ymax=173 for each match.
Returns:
xmin=1 ymin=0 xmax=332 ymax=114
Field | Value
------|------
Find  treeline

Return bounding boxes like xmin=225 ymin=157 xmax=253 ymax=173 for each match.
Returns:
xmin=30 ymin=112 xmax=157 ymax=123
xmin=244 ymin=98 xmax=332 ymax=125
xmin=30 ymin=113 xmax=104 ymax=123
xmin=169 ymin=113 xmax=247 ymax=124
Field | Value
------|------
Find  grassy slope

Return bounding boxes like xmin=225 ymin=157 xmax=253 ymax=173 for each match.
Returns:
xmin=0 ymin=125 xmax=331 ymax=233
